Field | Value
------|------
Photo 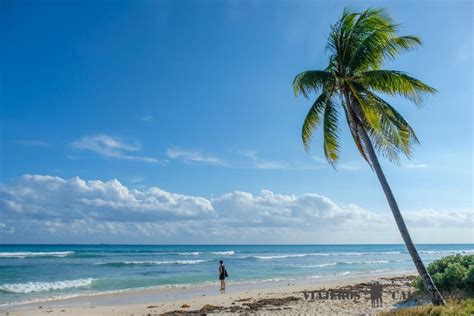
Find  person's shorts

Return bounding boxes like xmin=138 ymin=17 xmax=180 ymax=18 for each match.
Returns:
xmin=219 ymin=274 xmax=225 ymax=280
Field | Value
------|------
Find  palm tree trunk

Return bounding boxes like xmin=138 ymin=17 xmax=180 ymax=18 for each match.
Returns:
xmin=358 ymin=125 xmax=446 ymax=306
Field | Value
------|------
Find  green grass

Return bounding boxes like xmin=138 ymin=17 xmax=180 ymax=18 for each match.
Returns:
xmin=381 ymin=298 xmax=474 ymax=316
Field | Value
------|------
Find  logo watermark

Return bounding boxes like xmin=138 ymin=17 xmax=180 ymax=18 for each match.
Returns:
xmin=302 ymin=281 xmax=413 ymax=307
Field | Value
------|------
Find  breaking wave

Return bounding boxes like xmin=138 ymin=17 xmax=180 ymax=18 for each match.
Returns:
xmin=0 ymin=278 xmax=94 ymax=294
xmin=253 ymin=251 xmax=402 ymax=260
xmin=97 ymin=259 xmax=211 ymax=267
xmin=210 ymin=251 xmax=235 ymax=255
xmin=296 ymin=260 xmax=399 ymax=268
xmin=0 ymin=251 xmax=74 ymax=258
xmin=419 ymin=250 xmax=474 ymax=255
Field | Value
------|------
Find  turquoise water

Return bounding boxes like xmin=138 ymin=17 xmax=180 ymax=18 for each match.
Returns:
xmin=0 ymin=244 xmax=473 ymax=307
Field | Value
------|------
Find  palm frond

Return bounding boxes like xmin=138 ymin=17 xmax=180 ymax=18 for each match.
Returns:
xmin=348 ymin=82 xmax=420 ymax=162
xmin=302 ymin=92 xmax=331 ymax=151
xmin=348 ymin=28 xmax=392 ymax=71
xmin=345 ymin=9 xmax=398 ymax=69
xmin=332 ymin=8 xmax=396 ymax=70
xmin=322 ymin=101 xmax=340 ymax=165
xmin=365 ymin=90 xmax=420 ymax=154
xmin=347 ymin=82 xmax=401 ymax=163
xmin=361 ymin=70 xmax=436 ymax=104
xmin=292 ymin=71 xmax=335 ymax=98
xmin=383 ymin=36 xmax=421 ymax=60
xmin=340 ymin=95 xmax=372 ymax=167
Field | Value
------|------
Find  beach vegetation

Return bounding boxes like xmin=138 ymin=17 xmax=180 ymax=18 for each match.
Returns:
xmin=412 ymin=255 xmax=474 ymax=294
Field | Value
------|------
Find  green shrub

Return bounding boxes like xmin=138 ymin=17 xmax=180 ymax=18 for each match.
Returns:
xmin=412 ymin=255 xmax=474 ymax=293
xmin=465 ymin=265 xmax=474 ymax=286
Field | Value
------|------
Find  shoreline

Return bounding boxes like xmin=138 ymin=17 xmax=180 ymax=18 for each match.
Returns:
xmin=3 ymin=270 xmax=419 ymax=315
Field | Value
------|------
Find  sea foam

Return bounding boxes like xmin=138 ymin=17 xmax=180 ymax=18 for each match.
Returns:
xmin=296 ymin=260 xmax=394 ymax=268
xmin=0 ymin=251 xmax=74 ymax=258
xmin=210 ymin=251 xmax=235 ymax=255
xmin=254 ymin=254 xmax=313 ymax=260
xmin=340 ymin=260 xmax=391 ymax=265
xmin=124 ymin=260 xmax=210 ymax=265
xmin=0 ymin=278 xmax=94 ymax=294
xmin=97 ymin=259 xmax=211 ymax=266
xmin=419 ymin=250 xmax=474 ymax=254
xmin=253 ymin=251 xmax=402 ymax=260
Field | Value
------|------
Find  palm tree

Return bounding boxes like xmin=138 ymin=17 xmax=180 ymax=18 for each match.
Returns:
xmin=293 ymin=8 xmax=446 ymax=305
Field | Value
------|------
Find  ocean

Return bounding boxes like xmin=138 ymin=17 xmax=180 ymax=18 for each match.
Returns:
xmin=1 ymin=244 xmax=473 ymax=307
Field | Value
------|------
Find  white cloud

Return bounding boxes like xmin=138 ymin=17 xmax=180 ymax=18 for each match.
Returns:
xmin=166 ymin=148 xmax=224 ymax=165
xmin=243 ymin=153 xmax=360 ymax=171
xmin=241 ymin=150 xmax=288 ymax=169
xmin=405 ymin=164 xmax=428 ymax=169
xmin=73 ymin=135 xmax=139 ymax=156
xmin=72 ymin=134 xmax=160 ymax=164
xmin=1 ymin=174 xmax=472 ymax=243
xmin=1 ymin=175 xmax=213 ymax=222
xmin=211 ymin=189 xmax=388 ymax=228
xmin=120 ymin=156 xmax=161 ymax=163
xmin=404 ymin=209 xmax=473 ymax=227
xmin=162 ymin=149 xmax=340 ymax=170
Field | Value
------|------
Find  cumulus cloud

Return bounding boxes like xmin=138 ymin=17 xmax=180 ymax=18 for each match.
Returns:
xmin=72 ymin=134 xmax=160 ymax=164
xmin=212 ymin=190 xmax=389 ymax=228
xmin=1 ymin=175 xmax=472 ymax=243
xmin=1 ymin=175 xmax=213 ymax=222
xmin=166 ymin=148 xmax=224 ymax=165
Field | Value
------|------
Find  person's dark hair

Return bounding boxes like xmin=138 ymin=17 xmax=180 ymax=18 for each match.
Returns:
xmin=219 ymin=260 xmax=223 ymax=264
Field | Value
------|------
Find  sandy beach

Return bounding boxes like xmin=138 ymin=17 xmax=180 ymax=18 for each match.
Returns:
xmin=3 ymin=271 xmax=428 ymax=315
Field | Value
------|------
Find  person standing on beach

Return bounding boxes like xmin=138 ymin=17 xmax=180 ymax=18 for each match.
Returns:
xmin=219 ymin=260 xmax=227 ymax=291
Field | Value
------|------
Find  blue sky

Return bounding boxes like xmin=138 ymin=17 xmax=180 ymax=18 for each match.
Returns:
xmin=0 ymin=0 xmax=472 ymax=244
